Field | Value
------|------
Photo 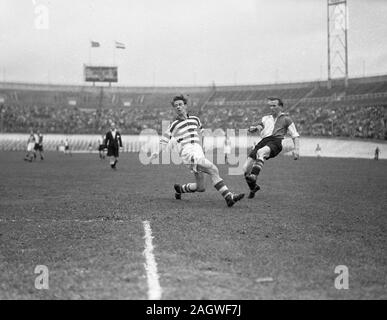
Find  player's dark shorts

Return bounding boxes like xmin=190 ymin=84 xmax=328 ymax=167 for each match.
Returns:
xmin=34 ymin=143 xmax=43 ymax=152
xmin=107 ymin=146 xmax=119 ymax=157
xmin=249 ymin=136 xmax=283 ymax=160
xmin=98 ymin=144 xmax=105 ymax=152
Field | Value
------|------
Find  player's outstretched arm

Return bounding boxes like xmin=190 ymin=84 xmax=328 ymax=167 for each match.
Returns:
xmin=248 ymin=118 xmax=264 ymax=133
xmin=248 ymin=124 xmax=263 ymax=133
xmin=151 ymin=130 xmax=171 ymax=159
xmin=286 ymin=119 xmax=300 ymax=160
xmin=151 ymin=141 xmax=169 ymax=159
xmin=292 ymin=136 xmax=300 ymax=160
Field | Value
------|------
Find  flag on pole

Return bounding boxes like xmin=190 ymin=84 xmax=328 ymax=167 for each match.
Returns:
xmin=115 ymin=41 xmax=126 ymax=49
xmin=91 ymin=41 xmax=100 ymax=48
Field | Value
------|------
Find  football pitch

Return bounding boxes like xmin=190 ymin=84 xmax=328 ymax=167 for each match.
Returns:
xmin=0 ymin=151 xmax=386 ymax=299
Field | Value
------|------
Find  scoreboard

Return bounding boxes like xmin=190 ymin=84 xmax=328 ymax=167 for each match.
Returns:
xmin=84 ymin=65 xmax=118 ymax=83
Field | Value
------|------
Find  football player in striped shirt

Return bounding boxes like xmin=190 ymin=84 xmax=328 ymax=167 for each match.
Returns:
xmin=243 ymin=97 xmax=300 ymax=199
xmin=153 ymin=95 xmax=245 ymax=207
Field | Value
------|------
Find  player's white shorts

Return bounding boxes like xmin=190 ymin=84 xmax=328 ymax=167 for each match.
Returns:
xmin=224 ymin=146 xmax=231 ymax=154
xmin=180 ymin=143 xmax=205 ymax=173
xmin=27 ymin=142 xmax=35 ymax=152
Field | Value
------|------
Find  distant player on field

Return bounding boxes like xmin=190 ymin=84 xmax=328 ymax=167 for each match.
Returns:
xmin=152 ymin=95 xmax=244 ymax=207
xmin=34 ymin=130 xmax=44 ymax=160
xmin=24 ymin=130 xmax=36 ymax=162
xmin=315 ymin=143 xmax=321 ymax=158
xmin=64 ymin=138 xmax=72 ymax=156
xmin=243 ymin=97 xmax=300 ymax=198
xmin=374 ymin=146 xmax=380 ymax=160
xmin=98 ymin=135 xmax=106 ymax=159
xmin=104 ymin=122 xmax=123 ymax=169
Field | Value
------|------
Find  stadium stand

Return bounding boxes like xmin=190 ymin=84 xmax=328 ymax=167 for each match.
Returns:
xmin=0 ymin=75 xmax=386 ymax=139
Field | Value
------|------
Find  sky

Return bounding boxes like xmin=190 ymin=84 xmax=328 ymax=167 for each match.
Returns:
xmin=0 ymin=0 xmax=386 ymax=86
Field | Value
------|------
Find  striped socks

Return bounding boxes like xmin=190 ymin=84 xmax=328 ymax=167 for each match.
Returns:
xmin=251 ymin=159 xmax=264 ymax=176
xmin=214 ymin=180 xmax=232 ymax=199
xmin=245 ymin=159 xmax=264 ymax=190
xmin=180 ymin=183 xmax=197 ymax=193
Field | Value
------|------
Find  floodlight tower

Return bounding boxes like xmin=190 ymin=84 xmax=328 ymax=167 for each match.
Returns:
xmin=327 ymin=0 xmax=349 ymax=88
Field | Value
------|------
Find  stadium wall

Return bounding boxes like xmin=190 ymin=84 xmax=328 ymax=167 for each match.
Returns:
xmin=0 ymin=134 xmax=385 ymax=160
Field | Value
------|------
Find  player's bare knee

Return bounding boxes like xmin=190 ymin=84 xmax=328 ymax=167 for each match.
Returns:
xmin=257 ymin=149 xmax=269 ymax=159
xmin=243 ymin=157 xmax=253 ymax=173
xmin=209 ymin=164 xmax=219 ymax=176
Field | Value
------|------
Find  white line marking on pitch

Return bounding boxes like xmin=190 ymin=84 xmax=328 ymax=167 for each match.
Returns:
xmin=255 ymin=277 xmax=274 ymax=283
xmin=0 ymin=218 xmax=113 ymax=223
xmin=142 ymin=220 xmax=162 ymax=300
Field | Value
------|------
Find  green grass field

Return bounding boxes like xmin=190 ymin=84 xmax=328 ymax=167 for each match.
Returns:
xmin=0 ymin=152 xmax=386 ymax=299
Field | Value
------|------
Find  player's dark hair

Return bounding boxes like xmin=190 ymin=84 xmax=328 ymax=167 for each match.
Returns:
xmin=171 ymin=94 xmax=188 ymax=106
xmin=268 ymin=97 xmax=284 ymax=107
